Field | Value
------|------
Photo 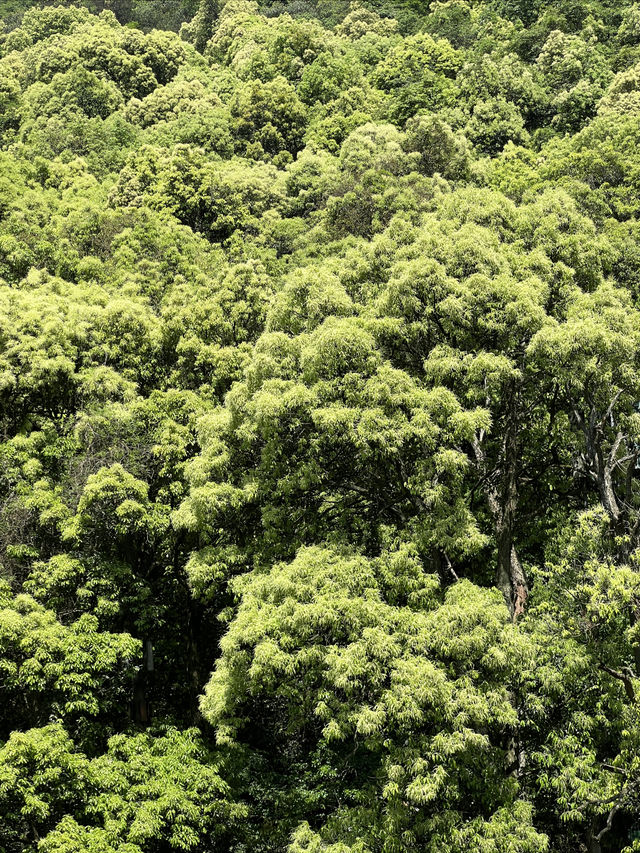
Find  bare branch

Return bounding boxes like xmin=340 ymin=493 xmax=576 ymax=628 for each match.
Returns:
xmin=596 ymin=801 xmax=622 ymax=842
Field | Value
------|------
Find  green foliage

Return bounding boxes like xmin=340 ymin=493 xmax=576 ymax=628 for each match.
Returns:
xmin=229 ymin=75 xmax=308 ymax=159
xmin=202 ymin=545 xmax=545 ymax=851
xmin=0 ymin=724 xmax=243 ymax=853
xmin=2 ymin=0 xmax=640 ymax=851
xmin=0 ymin=584 xmax=140 ymax=736
xmin=0 ymin=725 xmax=93 ymax=853
xmin=372 ymin=30 xmax=461 ymax=122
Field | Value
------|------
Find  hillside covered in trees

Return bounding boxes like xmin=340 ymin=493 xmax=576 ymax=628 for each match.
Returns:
xmin=3 ymin=0 xmax=640 ymax=851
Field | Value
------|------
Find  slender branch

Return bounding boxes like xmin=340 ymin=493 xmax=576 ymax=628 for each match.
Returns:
xmin=600 ymin=763 xmax=627 ymax=777
xmin=596 ymin=801 xmax=622 ymax=842
xmin=444 ymin=552 xmax=459 ymax=582
xmin=599 ymin=390 xmax=623 ymax=431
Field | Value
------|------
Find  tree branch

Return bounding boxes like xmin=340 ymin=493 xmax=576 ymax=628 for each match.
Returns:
xmin=599 ymin=664 xmax=636 ymax=702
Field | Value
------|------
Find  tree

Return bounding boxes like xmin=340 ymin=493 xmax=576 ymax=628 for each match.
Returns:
xmin=0 ymin=581 xmax=140 ymax=740
xmin=2 ymin=1 xmax=640 ymax=850
xmin=229 ymin=75 xmax=308 ymax=158
xmin=193 ymin=0 xmax=219 ymax=53
xmin=0 ymin=725 xmax=93 ymax=853
xmin=371 ymin=30 xmax=461 ymax=123
xmin=201 ymin=545 xmax=547 ymax=851
xmin=0 ymin=725 xmax=244 ymax=853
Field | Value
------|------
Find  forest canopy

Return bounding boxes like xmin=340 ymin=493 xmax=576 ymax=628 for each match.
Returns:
xmin=2 ymin=0 xmax=640 ymax=851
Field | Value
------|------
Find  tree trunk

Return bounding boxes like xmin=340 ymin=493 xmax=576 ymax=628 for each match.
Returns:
xmin=473 ymin=382 xmax=529 ymax=619
xmin=495 ymin=523 xmax=528 ymax=619
xmin=587 ymin=830 xmax=602 ymax=853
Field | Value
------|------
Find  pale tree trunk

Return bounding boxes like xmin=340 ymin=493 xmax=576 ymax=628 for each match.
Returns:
xmin=573 ymin=395 xmax=638 ymax=533
xmin=473 ymin=384 xmax=528 ymax=619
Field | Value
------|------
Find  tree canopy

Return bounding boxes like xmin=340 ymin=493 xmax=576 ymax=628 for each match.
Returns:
xmin=3 ymin=0 xmax=640 ymax=851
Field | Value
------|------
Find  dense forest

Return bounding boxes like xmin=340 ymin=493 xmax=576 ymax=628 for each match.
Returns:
xmin=3 ymin=0 xmax=640 ymax=850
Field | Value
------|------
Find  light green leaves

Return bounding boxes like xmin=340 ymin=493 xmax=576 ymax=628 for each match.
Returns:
xmin=0 ymin=589 xmax=140 ymax=730
xmin=202 ymin=545 xmax=538 ymax=850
